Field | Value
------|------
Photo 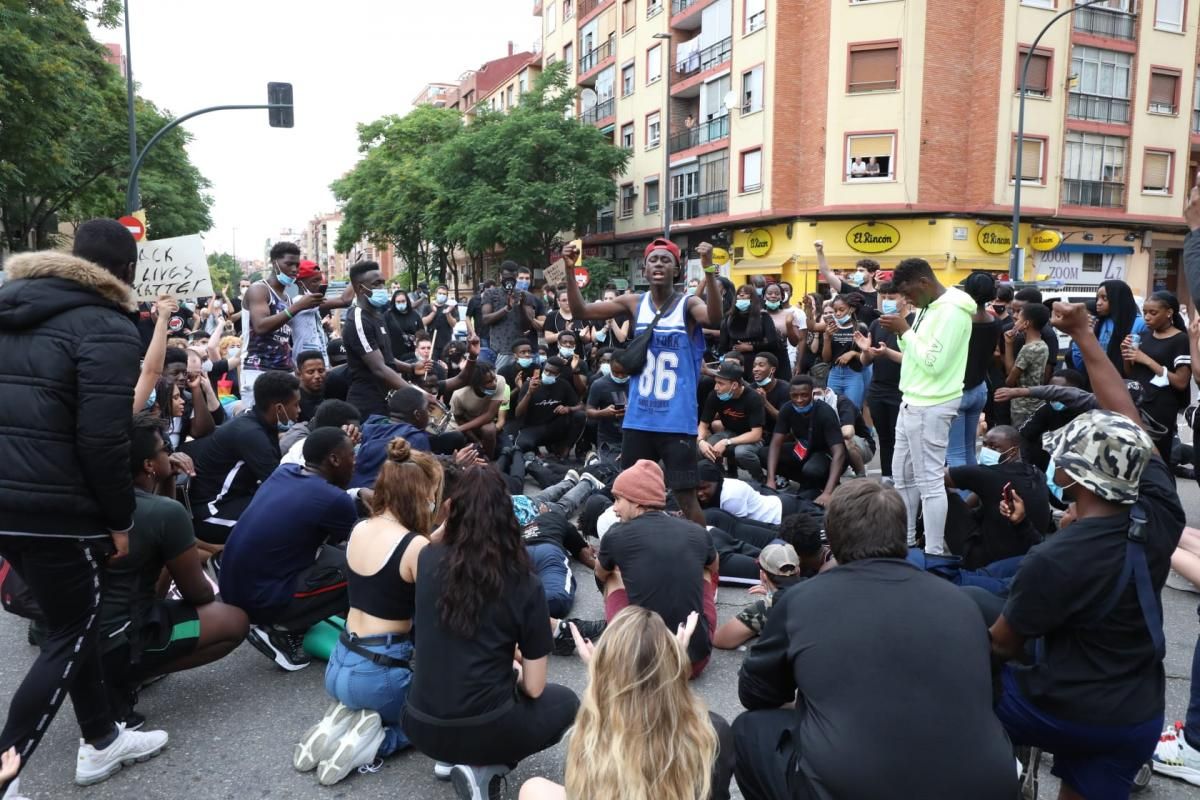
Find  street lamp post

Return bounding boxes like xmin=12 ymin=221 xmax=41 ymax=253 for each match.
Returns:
xmin=653 ymin=32 xmax=672 ymax=241
xmin=1010 ymin=0 xmax=1109 ymax=280
xmin=123 ymin=0 xmax=137 ymax=182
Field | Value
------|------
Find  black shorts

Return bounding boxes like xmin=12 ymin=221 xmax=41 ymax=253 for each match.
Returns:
xmin=620 ymin=430 xmax=699 ymax=490
xmin=104 ymin=600 xmax=201 ymax=680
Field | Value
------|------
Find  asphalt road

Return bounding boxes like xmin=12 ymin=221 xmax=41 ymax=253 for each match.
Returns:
xmin=2 ymin=478 xmax=1199 ymax=800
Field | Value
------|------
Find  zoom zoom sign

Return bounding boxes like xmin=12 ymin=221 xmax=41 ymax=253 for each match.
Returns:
xmin=1035 ymin=249 xmax=1126 ymax=285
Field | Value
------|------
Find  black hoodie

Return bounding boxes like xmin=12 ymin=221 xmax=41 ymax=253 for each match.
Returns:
xmin=0 ymin=251 xmax=141 ymax=537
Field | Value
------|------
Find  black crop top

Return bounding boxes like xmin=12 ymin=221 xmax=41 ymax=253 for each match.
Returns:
xmin=346 ymin=531 xmax=418 ymax=621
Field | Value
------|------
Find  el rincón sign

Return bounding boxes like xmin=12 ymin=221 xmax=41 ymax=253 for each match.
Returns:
xmin=846 ymin=222 xmax=900 ymax=254
xmin=977 ymin=223 xmax=1013 ymax=254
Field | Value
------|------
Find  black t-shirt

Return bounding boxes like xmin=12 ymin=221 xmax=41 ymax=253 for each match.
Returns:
xmin=519 ymin=379 xmax=580 ymax=428
xmin=586 ymin=375 xmax=629 ymax=446
xmin=342 ymin=306 xmax=395 ymax=417
xmin=866 ymin=316 xmax=909 ymax=405
xmin=591 ymin=312 xmax=631 ymax=349
xmin=299 ymin=388 xmax=324 ymax=423
xmin=422 ymin=301 xmax=459 ymax=359
xmin=385 ymin=308 xmax=423 ymax=360
xmin=833 ymin=396 xmax=873 ymax=445
xmin=598 ymin=512 xmax=717 ymax=663
xmin=522 ymin=295 xmax=547 ymax=343
xmin=409 ymin=544 xmax=553 ymax=719
xmin=522 ymin=510 xmax=587 ymax=558
xmin=466 ymin=294 xmax=488 ymax=339
xmin=324 ymin=363 xmax=351 ymax=402
xmin=756 ymin=379 xmax=791 ymax=422
xmin=701 ymin=386 xmax=765 ymax=436
xmin=964 ymin=319 xmax=999 ymax=389
xmin=738 ymin=559 xmax=1016 ymax=799
xmin=775 ymin=400 xmax=842 ymax=458
xmin=826 ymin=322 xmax=866 ymax=372
xmin=1129 ymin=330 xmax=1190 ymax=430
xmin=1003 ymin=456 xmax=1185 ymax=725
xmin=948 ymin=461 xmax=1049 ymax=561
xmin=544 ymin=310 xmax=586 ymax=356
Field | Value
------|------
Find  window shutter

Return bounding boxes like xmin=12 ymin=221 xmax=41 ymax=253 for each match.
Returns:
xmin=849 ymin=135 xmax=893 ymax=159
xmin=849 ymin=47 xmax=898 ymax=92
xmin=1013 ymin=138 xmax=1043 ymax=180
xmin=1143 ymin=151 xmax=1170 ymax=191
xmin=1024 ymin=52 xmax=1050 ymax=94
xmin=1149 ymin=73 xmax=1176 ymax=107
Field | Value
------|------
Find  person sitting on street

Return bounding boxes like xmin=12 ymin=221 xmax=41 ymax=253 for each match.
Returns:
xmin=100 ymin=413 xmax=249 ymax=728
xmin=696 ymin=459 xmax=803 ymax=528
xmin=750 ymin=352 xmax=790 ymax=429
xmin=814 ymin=383 xmax=875 ymax=479
xmin=698 ymin=361 xmax=766 ymax=483
xmin=219 ymin=427 xmax=358 ymax=672
xmin=553 ymin=329 xmax=590 ymax=397
xmin=713 ymin=543 xmax=807 ymax=650
xmin=449 ymin=361 xmax=507 ymax=458
xmin=281 ymin=399 xmax=362 ymax=466
xmin=350 ymin=387 xmax=433 ymax=488
xmin=513 ymin=476 xmax=601 ymax=620
xmin=733 ymin=480 xmax=1017 ymax=800
xmin=296 ymin=350 xmax=328 ymax=423
xmin=995 ymin=369 xmax=1088 ymax=470
xmin=513 ymin=356 xmax=584 ymax=460
xmin=584 ymin=348 xmax=629 ymax=460
xmin=764 ymin=375 xmax=846 ymax=504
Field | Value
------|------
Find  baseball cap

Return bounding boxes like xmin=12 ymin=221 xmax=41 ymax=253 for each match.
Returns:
xmin=758 ymin=543 xmax=801 ymax=580
xmin=1042 ymin=409 xmax=1153 ymax=505
xmin=297 ymin=260 xmax=321 ymax=280
xmin=715 ymin=361 xmax=744 ymax=382
xmin=644 ymin=237 xmax=682 ymax=263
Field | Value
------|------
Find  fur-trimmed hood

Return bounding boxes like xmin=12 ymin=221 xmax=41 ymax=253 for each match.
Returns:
xmin=0 ymin=250 xmax=136 ymax=331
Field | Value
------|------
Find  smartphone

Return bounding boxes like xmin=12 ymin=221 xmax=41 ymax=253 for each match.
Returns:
xmin=1002 ymin=482 xmax=1014 ymax=505
xmin=613 ymin=403 xmax=626 ymax=412
xmin=316 ymin=284 xmax=328 ymax=297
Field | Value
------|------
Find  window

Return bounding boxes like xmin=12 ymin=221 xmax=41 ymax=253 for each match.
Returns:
xmin=564 ymin=43 xmax=574 ymax=75
xmin=519 ymin=72 xmax=528 ymax=94
xmin=1017 ymin=46 xmax=1052 ymax=96
xmin=846 ymin=133 xmax=895 ymax=180
xmin=647 ymin=44 xmax=662 ymax=83
xmin=1149 ymin=69 xmax=1180 ymax=114
xmin=622 ymin=62 xmax=636 ymax=95
xmin=507 ymin=86 xmax=515 ymax=108
xmin=1143 ymin=150 xmax=1172 ymax=194
xmin=1010 ymin=136 xmax=1045 ymax=183
xmin=741 ymin=65 xmax=764 ymax=113
xmin=1062 ymin=131 xmax=1127 ymax=207
xmin=546 ymin=2 xmax=557 ymax=33
xmin=1082 ymin=253 xmax=1104 ymax=272
xmin=1155 ymin=0 xmax=1184 ymax=32
xmin=1021 ymin=0 xmax=1055 ymax=7
xmin=1194 ymin=67 xmax=1200 ymax=133
xmin=647 ymin=0 xmax=662 ymax=17
xmin=619 ymin=184 xmax=636 ymax=217
xmin=848 ymin=42 xmax=899 ymax=93
xmin=741 ymin=148 xmax=762 ymax=192
xmin=623 ymin=0 xmax=636 ymax=30
xmin=563 ymin=0 xmax=573 ymax=20
xmin=646 ymin=111 xmax=661 ymax=148
xmin=1069 ymin=46 xmax=1132 ymax=123
xmin=745 ymin=0 xmax=766 ymax=32
xmin=621 ymin=122 xmax=635 ymax=148
xmin=645 ymin=179 xmax=660 ymax=212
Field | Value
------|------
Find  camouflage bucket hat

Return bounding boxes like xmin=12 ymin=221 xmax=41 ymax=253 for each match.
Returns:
xmin=1042 ymin=409 xmax=1153 ymax=505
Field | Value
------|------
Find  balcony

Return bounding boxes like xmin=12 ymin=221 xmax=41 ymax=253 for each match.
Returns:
xmin=578 ymin=37 xmax=614 ymax=78
xmin=585 ymin=207 xmax=616 ymax=235
xmin=675 ymin=36 xmax=732 ymax=80
xmin=1072 ymin=5 xmax=1135 ymax=39
xmin=672 ymin=0 xmax=698 ymax=13
xmin=1061 ymin=179 xmax=1125 ymax=208
xmin=581 ymin=97 xmax=615 ymax=125
xmin=672 ymin=189 xmax=728 ymax=221
xmin=1067 ymin=92 xmax=1131 ymax=124
xmin=668 ymin=114 xmax=730 ymax=154
xmin=578 ymin=0 xmax=612 ymax=20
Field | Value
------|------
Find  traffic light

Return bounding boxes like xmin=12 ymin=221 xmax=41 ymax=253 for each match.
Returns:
xmin=268 ymin=82 xmax=294 ymax=128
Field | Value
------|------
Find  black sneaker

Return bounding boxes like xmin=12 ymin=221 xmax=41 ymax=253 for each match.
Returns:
xmin=247 ymin=624 xmax=311 ymax=671
xmin=553 ymin=618 xmax=607 ymax=656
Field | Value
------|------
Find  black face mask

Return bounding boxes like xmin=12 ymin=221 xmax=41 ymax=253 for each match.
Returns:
xmin=501 ymin=278 xmax=516 ymax=291
xmin=992 ymin=304 xmax=1007 ymax=315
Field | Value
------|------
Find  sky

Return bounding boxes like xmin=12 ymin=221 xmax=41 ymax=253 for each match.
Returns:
xmin=92 ymin=0 xmax=540 ymax=260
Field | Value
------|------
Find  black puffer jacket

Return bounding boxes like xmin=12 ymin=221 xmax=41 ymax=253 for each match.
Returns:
xmin=0 ymin=251 xmax=141 ymax=537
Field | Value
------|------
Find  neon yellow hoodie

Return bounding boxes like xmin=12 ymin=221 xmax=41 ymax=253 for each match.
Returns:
xmin=896 ymin=286 xmax=975 ymax=406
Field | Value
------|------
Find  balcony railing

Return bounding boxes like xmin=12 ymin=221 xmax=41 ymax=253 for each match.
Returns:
xmin=668 ymin=114 xmax=730 ymax=153
xmin=1068 ymin=92 xmax=1131 ymax=124
xmin=585 ymin=209 xmax=616 ymax=235
xmin=672 ymin=0 xmax=698 ymax=13
xmin=672 ymin=189 xmax=728 ymax=221
xmin=1061 ymin=179 xmax=1125 ymax=208
xmin=675 ymin=36 xmax=732 ymax=79
xmin=1072 ymin=5 xmax=1136 ymax=39
xmin=581 ymin=97 xmax=615 ymax=125
xmin=578 ymin=36 xmax=614 ymax=74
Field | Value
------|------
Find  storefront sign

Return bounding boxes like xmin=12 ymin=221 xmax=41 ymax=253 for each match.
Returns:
xmin=1029 ymin=230 xmax=1062 ymax=252
xmin=977 ymin=224 xmax=1013 ymax=254
xmin=1034 ymin=249 xmax=1126 ymax=285
xmin=746 ymin=229 xmax=773 ymax=258
xmin=712 ymin=247 xmax=730 ymax=266
xmin=845 ymin=222 xmax=900 ymax=254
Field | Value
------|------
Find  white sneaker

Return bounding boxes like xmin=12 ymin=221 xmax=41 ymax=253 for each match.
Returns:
xmin=75 ymin=723 xmax=168 ymax=786
xmin=564 ymin=469 xmax=580 ymax=484
xmin=2 ymin=778 xmax=31 ymax=800
xmin=434 ymin=761 xmax=454 ymax=781
xmin=294 ymin=701 xmax=356 ymax=772
xmin=1152 ymin=721 xmax=1200 ymax=786
xmin=450 ymin=763 xmax=509 ymax=800
xmin=316 ymin=709 xmax=384 ymax=786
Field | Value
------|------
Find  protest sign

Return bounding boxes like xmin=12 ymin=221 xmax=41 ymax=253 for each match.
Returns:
xmin=134 ymin=234 xmax=212 ymax=301
xmin=543 ymin=259 xmax=567 ymax=287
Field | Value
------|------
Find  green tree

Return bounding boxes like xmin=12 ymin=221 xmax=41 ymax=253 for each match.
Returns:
xmin=0 ymin=1 xmax=211 ymax=251
xmin=207 ymin=252 xmax=240 ymax=294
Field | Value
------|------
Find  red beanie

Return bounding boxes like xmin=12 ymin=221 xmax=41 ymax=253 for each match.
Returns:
xmin=612 ymin=459 xmax=667 ymax=509
xmin=643 ymin=237 xmax=681 ymax=264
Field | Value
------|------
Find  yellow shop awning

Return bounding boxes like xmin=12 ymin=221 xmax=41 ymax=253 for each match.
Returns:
xmin=731 ymin=257 xmax=794 ymax=274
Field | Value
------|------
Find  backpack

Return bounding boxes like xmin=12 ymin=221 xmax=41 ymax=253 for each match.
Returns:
xmin=0 ymin=557 xmax=44 ymax=621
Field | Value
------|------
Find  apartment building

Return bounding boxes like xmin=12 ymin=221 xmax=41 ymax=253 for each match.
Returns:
xmin=537 ymin=0 xmax=1199 ymax=301
xmin=427 ymin=43 xmax=541 ymax=121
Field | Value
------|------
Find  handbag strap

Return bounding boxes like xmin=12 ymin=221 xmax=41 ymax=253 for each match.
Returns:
xmin=642 ymin=292 xmax=680 ymax=335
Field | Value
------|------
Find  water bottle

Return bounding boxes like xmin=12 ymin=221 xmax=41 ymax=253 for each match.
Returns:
xmin=1129 ymin=333 xmax=1142 ymax=351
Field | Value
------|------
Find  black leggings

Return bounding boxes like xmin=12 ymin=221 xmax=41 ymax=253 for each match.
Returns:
xmin=703 ymin=508 xmax=780 ymax=549
xmin=709 ymin=527 xmax=764 ymax=583
xmin=0 ymin=536 xmax=115 ymax=788
xmin=867 ymin=398 xmax=901 ymax=479
xmin=402 ymin=683 xmax=579 ymax=767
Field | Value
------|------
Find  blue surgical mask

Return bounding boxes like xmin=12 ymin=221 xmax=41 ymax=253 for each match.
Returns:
xmin=144 ymin=388 xmax=158 ymax=409
xmin=276 ymin=411 xmax=294 ymax=432
xmin=395 ymin=301 xmax=408 ymax=312
xmin=611 ymin=374 xmax=630 ymax=384
xmin=755 ymin=287 xmax=764 ymax=296
xmin=756 ymin=376 xmax=772 ymax=386
xmin=717 ymin=390 xmax=734 ymax=402
xmin=368 ymin=288 xmax=390 ymax=308
xmin=735 ymin=299 xmax=752 ymax=312
xmin=881 ymin=299 xmax=899 ymax=315
xmin=227 ymin=346 xmax=241 ymax=359
xmin=515 ymin=278 xmax=530 ymax=291
xmin=482 ymin=387 xmax=497 ymax=397
xmin=1050 ymin=401 xmax=1066 ymax=412
xmin=277 ymin=270 xmax=296 ymax=287
xmin=977 ymin=447 xmax=1002 ymax=466
xmin=686 ymin=285 xmax=698 ymax=295
xmin=835 ymin=314 xmax=851 ymax=326
xmin=542 ymin=373 xmax=558 ymax=385
xmin=765 ymin=300 xmax=781 ymax=310
xmin=847 ymin=271 xmax=865 ymax=287
xmin=1045 ymin=458 xmax=1065 ymax=502
xmin=599 ymin=363 xmax=612 ymax=376
xmin=559 ymin=347 xmax=575 ymax=358
xmin=518 ymin=356 xmax=534 ymax=368
xmin=436 ymin=293 xmax=448 ymax=304
xmin=792 ymin=401 xmax=814 ymax=414
xmin=537 ymin=354 xmax=547 ymax=364
xmin=594 ymin=328 xmax=607 ymax=341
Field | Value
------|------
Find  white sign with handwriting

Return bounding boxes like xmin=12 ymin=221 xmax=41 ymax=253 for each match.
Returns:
xmin=134 ymin=234 xmax=212 ymax=300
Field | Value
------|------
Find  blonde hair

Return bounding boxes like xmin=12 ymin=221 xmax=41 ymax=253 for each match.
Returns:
xmin=371 ymin=437 xmax=443 ymax=534
xmin=219 ymin=335 xmax=240 ymax=357
xmin=564 ymin=607 xmax=717 ymax=800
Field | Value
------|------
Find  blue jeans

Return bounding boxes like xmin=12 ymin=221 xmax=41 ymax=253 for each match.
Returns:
xmin=827 ymin=365 xmax=866 ymax=409
xmin=325 ymin=634 xmax=414 ymax=757
xmin=946 ymin=382 xmax=988 ymax=469
xmin=527 ymin=543 xmax=575 ymax=618
xmin=1187 ymin=602 xmax=1200 ymax=749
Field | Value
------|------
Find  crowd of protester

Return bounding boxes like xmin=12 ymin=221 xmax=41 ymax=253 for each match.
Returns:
xmin=0 ymin=215 xmax=1198 ymax=800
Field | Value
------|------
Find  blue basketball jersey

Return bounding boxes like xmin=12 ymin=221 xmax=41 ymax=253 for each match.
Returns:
xmin=624 ymin=291 xmax=702 ymax=435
